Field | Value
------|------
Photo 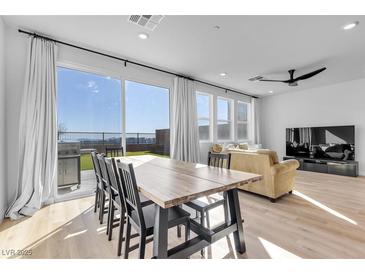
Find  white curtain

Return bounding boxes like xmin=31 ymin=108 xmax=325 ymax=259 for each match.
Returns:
xmin=251 ymin=97 xmax=261 ymax=144
xmin=170 ymin=77 xmax=200 ymax=163
xmin=6 ymin=37 xmax=57 ymax=220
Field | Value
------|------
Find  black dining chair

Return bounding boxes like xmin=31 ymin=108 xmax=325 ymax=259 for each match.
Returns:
xmin=96 ymin=153 xmax=113 ymax=226
xmin=103 ymin=157 xmax=126 ymax=254
xmin=183 ymin=152 xmax=231 ymax=255
xmin=106 ymin=146 xmax=124 ymax=157
xmin=97 ymin=155 xmax=121 ymax=240
xmin=116 ymin=159 xmax=191 ymax=259
xmin=91 ymin=152 xmax=110 ymax=226
xmin=102 ymin=157 xmax=154 ymax=256
xmin=208 ymin=151 xmax=231 ymax=169
xmin=91 ymin=151 xmax=102 ymax=213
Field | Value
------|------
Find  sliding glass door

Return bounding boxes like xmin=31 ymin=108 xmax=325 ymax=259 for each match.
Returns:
xmin=56 ymin=67 xmax=171 ymax=201
xmin=57 ymin=66 xmax=122 ymax=200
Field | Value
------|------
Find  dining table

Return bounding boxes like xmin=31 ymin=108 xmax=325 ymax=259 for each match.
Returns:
xmin=116 ymin=155 xmax=262 ymax=259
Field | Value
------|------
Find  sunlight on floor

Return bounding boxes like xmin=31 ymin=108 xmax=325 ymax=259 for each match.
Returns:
xmin=294 ymin=190 xmax=357 ymax=225
xmin=194 ymin=163 xmax=206 ymax=169
xmin=124 ymin=155 xmax=157 ymax=167
xmin=200 ymin=234 xmax=238 ymax=259
xmin=96 ymin=226 xmax=107 ymax=232
xmin=64 ymin=229 xmax=88 ymax=240
xmin=258 ymin=237 xmax=301 ymax=259
xmin=96 ymin=226 xmax=108 ymax=234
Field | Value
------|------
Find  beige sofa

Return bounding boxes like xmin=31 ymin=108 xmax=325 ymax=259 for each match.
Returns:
xmin=228 ymin=149 xmax=300 ymax=202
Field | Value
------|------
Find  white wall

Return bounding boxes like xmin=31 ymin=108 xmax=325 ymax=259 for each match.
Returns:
xmin=260 ymin=78 xmax=365 ymax=175
xmin=0 ymin=17 xmax=7 ymax=222
xmin=4 ymin=25 xmax=251 ymax=206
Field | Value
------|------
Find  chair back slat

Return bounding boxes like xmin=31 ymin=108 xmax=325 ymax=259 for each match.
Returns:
xmin=116 ymin=160 xmax=145 ymax=229
xmin=105 ymin=158 xmax=121 ymax=197
xmin=208 ymin=152 xmax=231 ymax=169
xmin=105 ymin=157 xmax=123 ymax=206
xmin=97 ymin=154 xmax=110 ymax=191
xmin=91 ymin=151 xmax=102 ymax=184
xmin=106 ymin=147 xmax=124 ymax=157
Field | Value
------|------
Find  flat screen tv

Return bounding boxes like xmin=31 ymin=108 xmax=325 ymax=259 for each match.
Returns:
xmin=286 ymin=126 xmax=355 ymax=161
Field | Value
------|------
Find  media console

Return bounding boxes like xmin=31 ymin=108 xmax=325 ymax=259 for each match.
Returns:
xmin=283 ymin=156 xmax=359 ymax=177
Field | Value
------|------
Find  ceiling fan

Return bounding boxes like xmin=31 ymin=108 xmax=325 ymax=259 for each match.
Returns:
xmin=250 ymin=67 xmax=327 ymax=86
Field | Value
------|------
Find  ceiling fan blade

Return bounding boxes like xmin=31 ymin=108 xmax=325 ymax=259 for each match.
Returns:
xmin=294 ymin=67 xmax=326 ymax=81
xmin=259 ymin=79 xmax=287 ymax=83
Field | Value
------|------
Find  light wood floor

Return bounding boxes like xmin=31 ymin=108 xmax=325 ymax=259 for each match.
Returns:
xmin=1 ymin=170 xmax=365 ymax=259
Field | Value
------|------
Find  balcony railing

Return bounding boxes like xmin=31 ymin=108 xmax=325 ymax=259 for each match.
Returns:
xmin=58 ymin=131 xmax=170 ymax=171
xmin=58 ymin=131 xmax=156 ymax=145
xmin=125 ymin=133 xmax=156 ymax=144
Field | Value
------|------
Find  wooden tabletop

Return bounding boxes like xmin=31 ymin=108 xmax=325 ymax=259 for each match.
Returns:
xmin=116 ymin=155 xmax=262 ymax=209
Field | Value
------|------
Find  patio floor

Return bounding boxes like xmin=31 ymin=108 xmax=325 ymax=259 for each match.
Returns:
xmin=57 ymin=170 xmax=96 ymax=197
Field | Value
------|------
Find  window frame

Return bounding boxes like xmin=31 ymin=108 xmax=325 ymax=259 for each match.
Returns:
xmin=196 ymin=91 xmax=213 ymax=142
xmin=236 ymin=100 xmax=250 ymax=141
xmin=216 ymin=96 xmax=234 ymax=142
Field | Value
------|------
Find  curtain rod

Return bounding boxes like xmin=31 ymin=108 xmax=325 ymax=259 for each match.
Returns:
xmin=18 ymin=29 xmax=258 ymax=99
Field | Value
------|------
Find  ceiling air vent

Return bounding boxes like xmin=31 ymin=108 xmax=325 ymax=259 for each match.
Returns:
xmin=128 ymin=15 xmax=164 ymax=31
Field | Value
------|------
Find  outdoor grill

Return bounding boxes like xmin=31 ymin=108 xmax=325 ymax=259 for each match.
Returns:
xmin=58 ymin=141 xmax=81 ymax=189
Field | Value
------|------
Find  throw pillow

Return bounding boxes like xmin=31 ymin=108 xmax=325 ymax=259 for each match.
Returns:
xmin=238 ymin=143 xmax=249 ymax=150
xmin=211 ymin=144 xmax=223 ymax=153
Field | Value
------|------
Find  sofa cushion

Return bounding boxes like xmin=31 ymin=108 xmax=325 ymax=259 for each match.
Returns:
xmin=227 ymin=148 xmax=279 ymax=165
xmin=256 ymin=149 xmax=279 ymax=165
xmin=227 ymin=148 xmax=246 ymax=153
xmin=224 ymin=143 xmax=237 ymax=150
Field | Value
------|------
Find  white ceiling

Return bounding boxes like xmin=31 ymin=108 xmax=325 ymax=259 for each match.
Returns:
xmin=3 ymin=15 xmax=365 ymax=96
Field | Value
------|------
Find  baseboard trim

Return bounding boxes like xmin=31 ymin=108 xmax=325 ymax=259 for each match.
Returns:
xmin=0 ymin=206 xmax=6 ymax=224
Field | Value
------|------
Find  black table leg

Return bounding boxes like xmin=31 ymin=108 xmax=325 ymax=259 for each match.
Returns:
xmin=153 ymin=204 xmax=169 ymax=258
xmin=227 ymin=188 xmax=246 ymax=254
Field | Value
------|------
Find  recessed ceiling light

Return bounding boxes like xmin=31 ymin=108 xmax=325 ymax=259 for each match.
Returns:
xmin=268 ymin=90 xmax=274 ymax=94
xmin=219 ymin=72 xmax=227 ymax=77
xmin=343 ymin=21 xmax=359 ymax=30
xmin=138 ymin=33 xmax=149 ymax=39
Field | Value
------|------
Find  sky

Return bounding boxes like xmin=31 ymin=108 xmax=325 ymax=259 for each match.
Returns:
xmin=196 ymin=93 xmax=209 ymax=118
xmin=125 ymin=80 xmax=169 ymax=133
xmin=57 ymin=67 xmax=169 ymax=134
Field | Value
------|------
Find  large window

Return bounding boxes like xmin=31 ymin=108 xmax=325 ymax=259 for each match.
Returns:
xmin=125 ymin=80 xmax=170 ymax=156
xmin=217 ymin=97 xmax=233 ymax=140
xmin=196 ymin=92 xmax=211 ymax=141
xmin=237 ymin=101 xmax=249 ymax=140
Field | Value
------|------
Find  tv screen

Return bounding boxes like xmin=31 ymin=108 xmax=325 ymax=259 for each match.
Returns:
xmin=286 ymin=126 xmax=355 ymax=161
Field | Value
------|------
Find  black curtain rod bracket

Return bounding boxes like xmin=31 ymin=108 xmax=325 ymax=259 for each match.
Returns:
xmin=18 ymin=29 xmax=258 ymax=99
